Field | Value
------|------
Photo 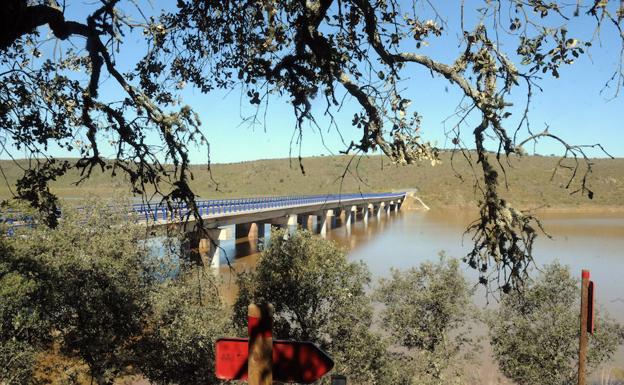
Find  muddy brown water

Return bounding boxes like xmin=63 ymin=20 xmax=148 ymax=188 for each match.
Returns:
xmin=213 ymin=208 xmax=624 ymax=383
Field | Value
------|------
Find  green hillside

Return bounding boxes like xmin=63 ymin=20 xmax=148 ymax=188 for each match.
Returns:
xmin=1 ymin=153 xmax=623 ymax=210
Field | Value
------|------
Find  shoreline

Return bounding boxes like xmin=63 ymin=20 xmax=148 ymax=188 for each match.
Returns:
xmin=412 ymin=202 xmax=624 ymax=215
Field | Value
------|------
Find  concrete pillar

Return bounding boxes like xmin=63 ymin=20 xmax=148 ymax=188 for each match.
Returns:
xmin=271 ymin=214 xmax=297 ymax=228
xmin=254 ymin=222 xmax=265 ymax=239
xmin=345 ymin=206 xmax=357 ymax=229
xmin=345 ymin=210 xmax=352 ymax=229
xmin=298 ymin=214 xmax=314 ymax=231
xmin=269 ymin=214 xmax=297 ymax=228
xmin=377 ymin=203 xmax=384 ymax=219
xmin=270 ymin=214 xmax=298 ymax=236
xmin=197 ymin=228 xmax=228 ymax=269
xmin=235 ymin=222 xmax=265 ymax=239
xmin=306 ymin=215 xmax=314 ymax=230
xmin=318 ymin=209 xmax=334 ymax=236
xmin=386 ymin=202 xmax=391 ymax=216
xmin=363 ymin=204 xmax=372 ymax=224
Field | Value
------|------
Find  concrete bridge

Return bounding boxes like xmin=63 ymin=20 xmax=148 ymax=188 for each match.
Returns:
xmin=132 ymin=192 xmax=407 ymax=268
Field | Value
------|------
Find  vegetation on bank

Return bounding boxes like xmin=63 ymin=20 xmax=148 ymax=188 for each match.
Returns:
xmin=487 ymin=263 xmax=624 ymax=385
xmin=1 ymin=154 xmax=622 ymax=211
xmin=1 ymin=205 xmax=623 ymax=384
xmin=0 ymin=202 xmax=231 ymax=385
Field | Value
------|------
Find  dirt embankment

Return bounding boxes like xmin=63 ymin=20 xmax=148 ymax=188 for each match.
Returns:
xmin=1 ymin=154 xmax=622 ymax=212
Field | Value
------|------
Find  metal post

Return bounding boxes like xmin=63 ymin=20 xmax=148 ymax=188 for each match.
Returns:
xmin=578 ymin=269 xmax=590 ymax=385
xmin=248 ymin=304 xmax=273 ymax=385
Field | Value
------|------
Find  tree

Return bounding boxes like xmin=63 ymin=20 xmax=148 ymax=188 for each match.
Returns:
xmin=136 ymin=272 xmax=232 ymax=385
xmin=2 ymin=0 xmax=624 ymax=288
xmin=487 ymin=263 xmax=624 ymax=385
xmin=1 ymin=201 xmax=155 ymax=384
xmin=374 ymin=255 xmax=478 ymax=384
xmin=233 ymin=229 xmax=392 ymax=385
xmin=0 ymin=201 xmax=231 ymax=385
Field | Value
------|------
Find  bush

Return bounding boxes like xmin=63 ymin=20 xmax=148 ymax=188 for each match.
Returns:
xmin=1 ymin=201 xmax=154 ymax=384
xmin=374 ymin=255 xmax=478 ymax=384
xmin=1 ymin=201 xmax=230 ymax=385
xmin=233 ymin=229 xmax=391 ymax=385
xmin=136 ymin=271 xmax=232 ymax=385
xmin=487 ymin=263 xmax=624 ymax=385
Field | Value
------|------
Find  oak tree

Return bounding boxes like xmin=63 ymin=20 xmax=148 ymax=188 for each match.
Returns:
xmin=234 ymin=229 xmax=392 ymax=385
xmin=2 ymin=0 xmax=623 ymax=289
xmin=487 ymin=263 xmax=624 ymax=385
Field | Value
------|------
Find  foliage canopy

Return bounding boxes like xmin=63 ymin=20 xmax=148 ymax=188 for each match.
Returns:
xmin=2 ymin=0 xmax=624 ymax=289
xmin=234 ymin=229 xmax=391 ymax=385
xmin=487 ymin=263 xmax=624 ymax=385
xmin=0 ymin=202 xmax=230 ymax=385
xmin=374 ymin=255 xmax=478 ymax=384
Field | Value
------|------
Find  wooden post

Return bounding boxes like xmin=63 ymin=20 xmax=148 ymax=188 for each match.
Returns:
xmin=578 ymin=269 xmax=590 ymax=385
xmin=248 ymin=303 xmax=273 ymax=385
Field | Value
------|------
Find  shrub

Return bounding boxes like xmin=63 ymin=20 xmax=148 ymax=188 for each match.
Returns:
xmin=374 ymin=255 xmax=478 ymax=384
xmin=487 ymin=263 xmax=624 ymax=385
xmin=234 ymin=229 xmax=391 ymax=385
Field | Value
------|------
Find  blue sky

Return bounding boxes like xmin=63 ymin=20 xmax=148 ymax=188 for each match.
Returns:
xmin=4 ymin=1 xmax=623 ymax=164
xmin=193 ymin=0 xmax=624 ymax=163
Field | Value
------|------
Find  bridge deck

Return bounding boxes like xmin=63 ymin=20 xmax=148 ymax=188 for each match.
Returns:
xmin=140 ymin=192 xmax=406 ymax=228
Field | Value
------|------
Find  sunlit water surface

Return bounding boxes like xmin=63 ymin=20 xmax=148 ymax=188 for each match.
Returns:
xmin=212 ymin=208 xmax=624 ymax=383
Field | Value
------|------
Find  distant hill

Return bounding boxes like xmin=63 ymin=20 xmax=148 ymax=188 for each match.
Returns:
xmin=1 ymin=154 xmax=622 ymax=210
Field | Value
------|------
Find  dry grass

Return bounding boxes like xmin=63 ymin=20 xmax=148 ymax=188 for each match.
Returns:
xmin=1 ymin=153 xmax=622 ymax=210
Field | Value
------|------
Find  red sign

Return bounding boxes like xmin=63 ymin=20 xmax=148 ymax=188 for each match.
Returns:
xmin=215 ymin=338 xmax=334 ymax=383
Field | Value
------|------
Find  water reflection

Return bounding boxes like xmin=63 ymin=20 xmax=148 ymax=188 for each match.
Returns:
xmin=214 ymin=209 xmax=624 ymax=319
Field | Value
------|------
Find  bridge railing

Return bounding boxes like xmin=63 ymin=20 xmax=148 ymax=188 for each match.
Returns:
xmin=130 ymin=192 xmax=406 ymax=222
xmin=2 ymin=192 xmax=407 ymax=233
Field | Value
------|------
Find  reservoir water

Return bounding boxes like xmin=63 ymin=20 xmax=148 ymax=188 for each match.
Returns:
xmin=214 ymin=208 xmax=624 ymax=383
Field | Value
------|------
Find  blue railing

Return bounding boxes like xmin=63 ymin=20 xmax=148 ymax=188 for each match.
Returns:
xmin=2 ymin=192 xmax=406 ymax=234
xmin=131 ymin=192 xmax=406 ymax=222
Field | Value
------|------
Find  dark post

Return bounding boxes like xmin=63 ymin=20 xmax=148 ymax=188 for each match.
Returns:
xmin=248 ymin=303 xmax=273 ymax=385
xmin=578 ymin=269 xmax=590 ymax=385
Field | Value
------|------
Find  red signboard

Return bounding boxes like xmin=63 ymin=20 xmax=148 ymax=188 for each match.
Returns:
xmin=215 ymin=338 xmax=334 ymax=383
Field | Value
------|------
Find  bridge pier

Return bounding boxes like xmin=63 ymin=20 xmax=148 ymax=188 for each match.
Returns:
xmin=317 ymin=209 xmax=334 ymax=236
xmin=345 ymin=205 xmax=357 ymax=229
xmin=270 ymin=214 xmax=298 ymax=237
xmin=235 ymin=222 xmax=265 ymax=240
xmin=363 ymin=204 xmax=371 ymax=224
xmin=270 ymin=214 xmax=297 ymax=228
xmin=297 ymin=214 xmax=314 ymax=231
xmin=186 ymin=228 xmax=228 ymax=269
xmin=376 ymin=203 xmax=385 ymax=219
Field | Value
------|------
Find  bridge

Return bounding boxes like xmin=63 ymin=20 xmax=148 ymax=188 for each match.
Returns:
xmin=2 ymin=191 xmax=408 ymax=267
xmin=132 ymin=192 xmax=407 ymax=268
